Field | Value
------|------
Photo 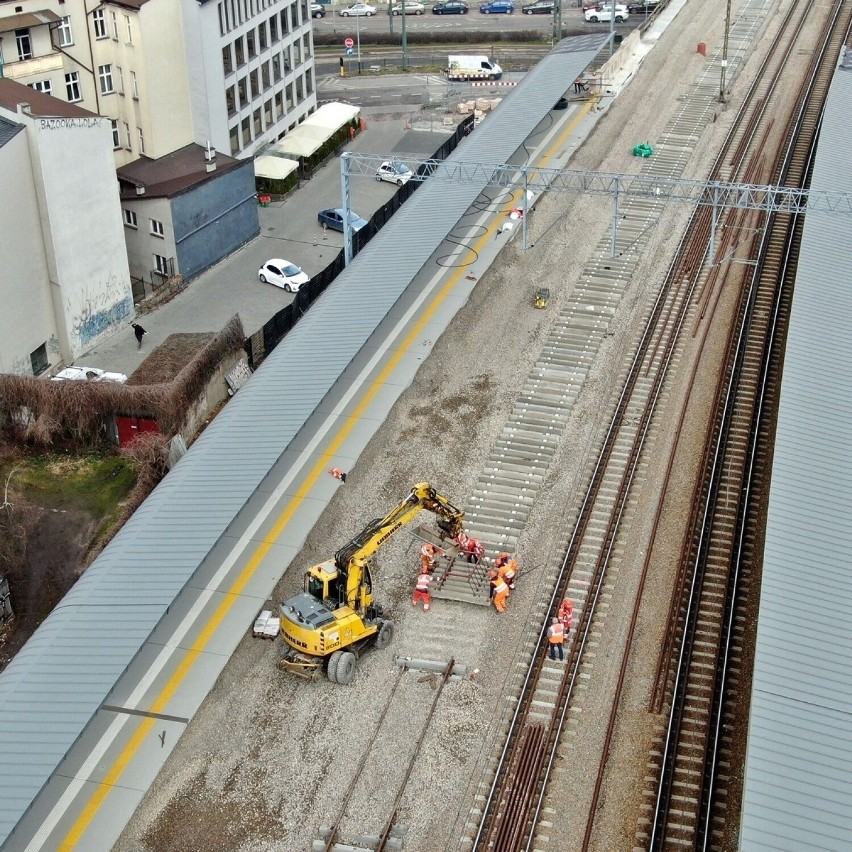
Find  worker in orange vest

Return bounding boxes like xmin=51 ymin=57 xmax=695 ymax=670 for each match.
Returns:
xmin=547 ymin=617 xmax=565 ymax=660
xmin=495 ymin=553 xmax=518 ymax=590
xmin=420 ymin=542 xmax=442 ymax=573
xmin=412 ymin=570 xmax=433 ymax=611
xmin=558 ymin=597 xmax=574 ymax=633
xmin=490 ymin=571 xmax=509 ymax=613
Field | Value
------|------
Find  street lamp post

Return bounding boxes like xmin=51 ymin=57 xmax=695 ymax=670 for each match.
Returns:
xmin=356 ymin=12 xmax=361 ymax=73
xmin=401 ymin=5 xmax=408 ymax=70
xmin=719 ymin=0 xmax=732 ymax=102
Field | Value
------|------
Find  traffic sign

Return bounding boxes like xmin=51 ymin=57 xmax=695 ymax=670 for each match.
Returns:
xmin=344 ymin=37 xmax=354 ymax=48
xmin=346 ymin=47 xmax=354 ymax=55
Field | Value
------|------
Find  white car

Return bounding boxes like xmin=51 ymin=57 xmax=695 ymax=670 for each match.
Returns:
xmin=584 ymin=3 xmax=628 ymax=20
xmin=375 ymin=160 xmax=414 ymax=186
xmin=391 ymin=0 xmax=426 ymax=13
xmin=258 ymin=258 xmax=310 ymax=292
xmin=52 ymin=366 xmax=127 ymax=384
xmin=341 ymin=3 xmax=376 ymax=15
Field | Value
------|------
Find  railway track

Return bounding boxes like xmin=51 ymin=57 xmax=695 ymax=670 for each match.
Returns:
xmin=316 ymin=660 xmax=456 ymax=852
xmin=439 ymin=0 xmax=852 ymax=849
xmin=645 ymin=2 xmax=852 ymax=849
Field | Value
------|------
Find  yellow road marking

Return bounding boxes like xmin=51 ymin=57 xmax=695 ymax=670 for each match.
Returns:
xmin=60 ymin=98 xmax=595 ymax=850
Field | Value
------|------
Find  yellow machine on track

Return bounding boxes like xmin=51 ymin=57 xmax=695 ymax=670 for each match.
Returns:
xmin=278 ymin=482 xmax=464 ymax=684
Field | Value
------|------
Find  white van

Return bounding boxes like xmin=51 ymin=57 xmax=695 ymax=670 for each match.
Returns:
xmin=447 ymin=55 xmax=503 ymax=81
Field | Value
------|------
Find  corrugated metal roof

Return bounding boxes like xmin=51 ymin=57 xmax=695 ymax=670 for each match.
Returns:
xmin=0 ymin=34 xmax=607 ymax=845
xmin=0 ymin=116 xmax=23 ymax=148
xmin=740 ymin=53 xmax=852 ymax=850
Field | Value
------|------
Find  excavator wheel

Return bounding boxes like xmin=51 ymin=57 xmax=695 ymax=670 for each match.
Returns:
xmin=374 ymin=620 xmax=394 ymax=650
xmin=327 ymin=650 xmax=343 ymax=683
xmin=333 ymin=651 xmax=357 ymax=685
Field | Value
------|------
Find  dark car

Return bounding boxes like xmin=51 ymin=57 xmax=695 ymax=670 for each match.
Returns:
xmin=318 ymin=207 xmax=368 ymax=232
xmin=627 ymin=0 xmax=659 ymax=11
xmin=432 ymin=1 xmax=469 ymax=13
xmin=522 ymin=0 xmax=554 ymax=11
xmin=480 ymin=0 xmax=514 ymax=11
xmin=310 ymin=1 xmax=325 ymax=16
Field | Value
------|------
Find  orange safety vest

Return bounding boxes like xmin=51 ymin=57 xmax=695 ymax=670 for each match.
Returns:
xmin=499 ymin=559 xmax=517 ymax=580
xmin=493 ymin=579 xmax=509 ymax=597
xmin=548 ymin=622 xmax=565 ymax=644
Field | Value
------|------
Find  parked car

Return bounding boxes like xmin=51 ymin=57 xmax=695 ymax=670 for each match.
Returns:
xmin=522 ymin=0 xmax=555 ymax=13
xmin=627 ymin=0 xmax=659 ymax=11
xmin=584 ymin=3 xmax=628 ymax=21
xmin=432 ymin=1 xmax=469 ymax=13
xmin=390 ymin=0 xmax=425 ymax=13
xmin=310 ymin=1 xmax=326 ymax=16
xmin=318 ymin=208 xmax=369 ymax=232
xmin=376 ymin=160 xmax=414 ymax=186
xmin=52 ymin=366 xmax=128 ymax=384
xmin=258 ymin=259 xmax=310 ymax=292
xmin=480 ymin=0 xmax=514 ymax=12
xmin=341 ymin=2 xmax=376 ymax=15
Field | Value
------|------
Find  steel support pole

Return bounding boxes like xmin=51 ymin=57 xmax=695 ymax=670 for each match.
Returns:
xmin=719 ymin=0 xmax=731 ymax=102
xmin=709 ymin=184 xmax=719 ymax=268
xmin=341 ymin=153 xmax=353 ymax=266
xmin=401 ymin=6 xmax=408 ymax=71
xmin=522 ymin=170 xmax=529 ymax=251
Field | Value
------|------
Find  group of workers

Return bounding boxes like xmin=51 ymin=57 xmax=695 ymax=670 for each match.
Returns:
xmin=411 ymin=532 xmax=491 ymax=612
xmin=488 ymin=551 xmax=518 ymax=613
xmin=547 ymin=597 xmax=575 ymax=661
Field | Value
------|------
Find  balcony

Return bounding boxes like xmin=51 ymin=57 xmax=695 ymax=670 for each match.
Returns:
xmin=3 ymin=51 xmax=64 ymax=80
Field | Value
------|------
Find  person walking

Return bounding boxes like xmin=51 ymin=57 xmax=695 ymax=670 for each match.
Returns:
xmin=547 ymin=617 xmax=565 ymax=661
xmin=455 ymin=532 xmax=484 ymax=564
xmin=329 ymin=467 xmax=347 ymax=483
xmin=131 ymin=322 xmax=147 ymax=350
xmin=412 ymin=570 xmax=433 ymax=611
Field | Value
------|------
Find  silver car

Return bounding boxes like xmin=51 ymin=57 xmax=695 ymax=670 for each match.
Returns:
xmin=341 ymin=3 xmax=377 ymax=15
xmin=375 ymin=160 xmax=414 ymax=186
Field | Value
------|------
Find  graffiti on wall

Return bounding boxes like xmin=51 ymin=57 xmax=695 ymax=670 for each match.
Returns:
xmin=67 ymin=273 xmax=134 ymax=349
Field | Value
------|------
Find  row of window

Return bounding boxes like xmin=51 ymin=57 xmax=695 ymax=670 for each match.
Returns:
xmin=123 ymin=209 xmax=163 ymax=236
xmin=218 ymin=0 xmax=309 ymax=37
xmin=112 ymin=121 xmax=146 ymax=155
xmin=30 ymin=72 xmax=82 ymax=102
xmin=228 ymin=70 xmax=312 ymax=154
xmin=92 ymin=8 xmax=133 ymax=44
xmin=97 ymin=64 xmax=140 ymax=98
xmin=224 ymin=40 xmax=310 ymax=115
xmin=221 ymin=8 xmax=309 ymax=76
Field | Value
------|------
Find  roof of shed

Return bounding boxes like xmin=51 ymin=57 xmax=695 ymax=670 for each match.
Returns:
xmin=739 ymin=48 xmax=852 ymax=850
xmin=117 ymin=143 xmax=245 ymax=199
xmin=0 ymin=34 xmax=609 ymax=845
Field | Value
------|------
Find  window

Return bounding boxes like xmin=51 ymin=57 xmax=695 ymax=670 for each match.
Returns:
xmin=123 ymin=208 xmax=138 ymax=228
xmin=246 ymin=28 xmax=256 ymax=59
xmin=269 ymin=13 xmax=278 ymax=42
xmin=303 ymin=32 xmax=311 ymax=60
xmin=249 ymin=69 xmax=259 ymax=99
xmin=222 ymin=44 xmax=233 ymax=75
xmin=271 ymin=53 xmax=281 ymax=82
xmin=116 ymin=65 xmax=124 ymax=93
xmin=57 ymin=16 xmax=73 ymax=47
xmin=154 ymin=254 xmax=169 ymax=275
xmin=274 ymin=89 xmax=283 ymax=119
xmin=261 ymin=61 xmax=270 ymax=89
xmin=150 ymin=218 xmax=164 ymax=238
xmin=237 ymin=76 xmax=248 ymax=108
xmin=29 ymin=80 xmax=53 ymax=96
xmin=123 ymin=121 xmax=131 ymax=149
xmin=98 ymin=64 xmax=114 ymax=94
xmin=137 ymin=127 xmax=145 ymax=153
xmin=111 ymin=119 xmax=120 ymax=148
xmin=263 ymin=97 xmax=272 ymax=127
xmin=15 ymin=29 xmax=33 ymax=61
xmin=111 ymin=11 xmax=119 ymax=39
xmin=130 ymin=70 xmax=139 ymax=99
xmin=290 ymin=4 xmax=298 ymax=31
xmin=280 ymin=8 xmax=289 ymax=33
xmin=30 ymin=343 xmax=48 ymax=376
xmin=93 ymin=8 xmax=106 ymax=38
xmin=258 ymin=20 xmax=267 ymax=50
xmin=226 ymin=85 xmax=236 ymax=116
xmin=124 ymin=14 xmax=132 ymax=43
xmin=234 ymin=35 xmax=244 ymax=66
xmin=241 ymin=114 xmax=251 ymax=143
xmin=305 ymin=67 xmax=313 ymax=96
xmin=229 ymin=123 xmax=239 ymax=155
xmin=253 ymin=106 xmax=262 ymax=136
xmin=65 ymin=72 xmax=81 ymax=101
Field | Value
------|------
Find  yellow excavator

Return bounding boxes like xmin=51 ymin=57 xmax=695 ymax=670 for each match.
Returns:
xmin=278 ymin=482 xmax=465 ymax=684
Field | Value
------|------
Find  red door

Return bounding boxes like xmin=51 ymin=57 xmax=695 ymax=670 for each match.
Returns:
xmin=116 ymin=416 xmax=160 ymax=447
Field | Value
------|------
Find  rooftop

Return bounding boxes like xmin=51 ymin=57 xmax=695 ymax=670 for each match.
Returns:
xmin=0 ymin=78 xmax=96 ymax=120
xmin=117 ymin=143 xmax=246 ymax=200
xmin=0 ymin=9 xmax=60 ymax=33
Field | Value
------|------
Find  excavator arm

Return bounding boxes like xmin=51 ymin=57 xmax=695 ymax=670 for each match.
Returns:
xmin=333 ymin=482 xmax=464 ymax=611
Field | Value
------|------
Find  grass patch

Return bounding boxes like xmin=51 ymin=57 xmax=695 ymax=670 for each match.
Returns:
xmin=3 ymin=452 xmax=137 ymax=518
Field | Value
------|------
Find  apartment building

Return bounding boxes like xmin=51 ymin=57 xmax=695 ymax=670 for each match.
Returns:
xmin=0 ymin=78 xmax=133 ymax=373
xmin=0 ymin=0 xmax=316 ymax=165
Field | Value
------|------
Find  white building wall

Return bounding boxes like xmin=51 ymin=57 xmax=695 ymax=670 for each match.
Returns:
xmin=0 ymin=129 xmax=58 ymax=375
xmin=19 ymin=106 xmax=134 ymax=361
xmin=120 ymin=197 xmax=176 ymax=283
